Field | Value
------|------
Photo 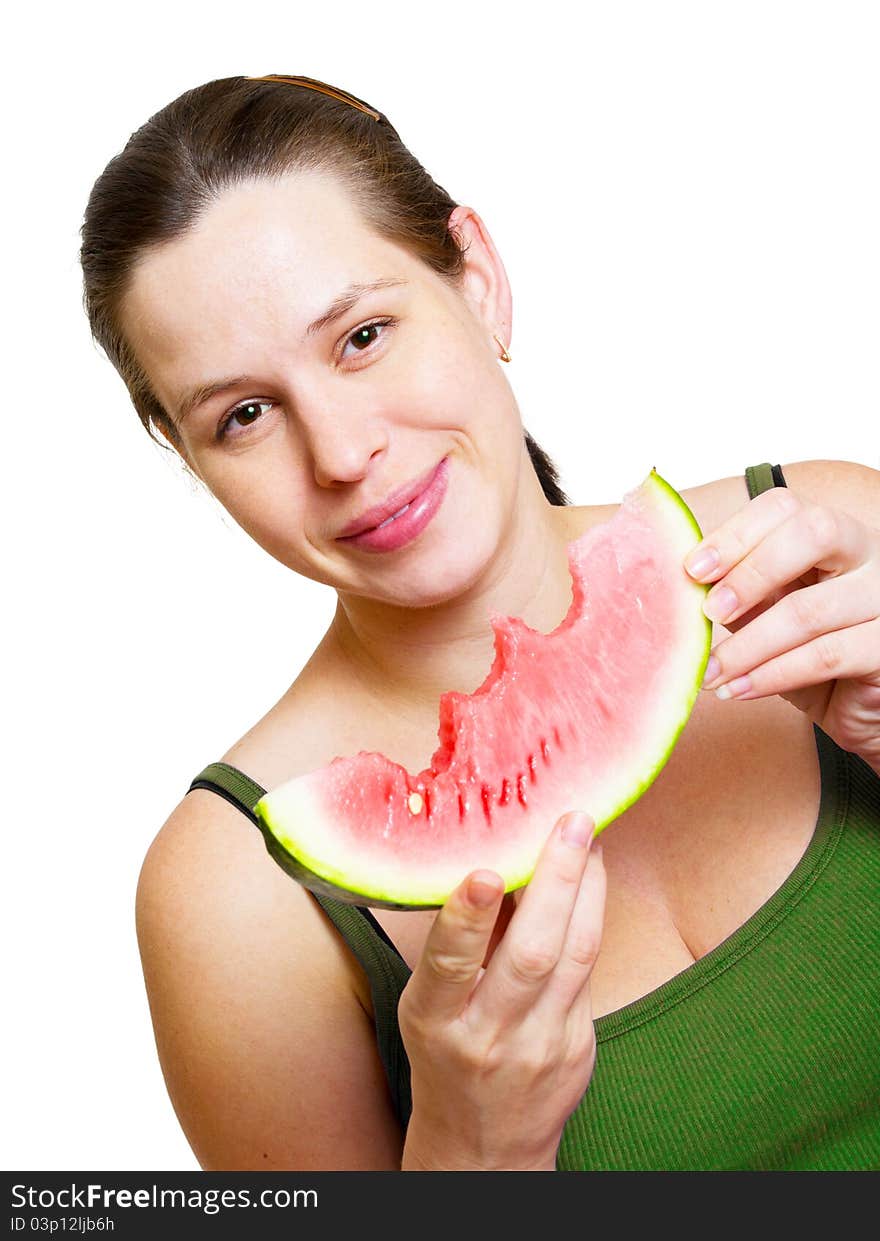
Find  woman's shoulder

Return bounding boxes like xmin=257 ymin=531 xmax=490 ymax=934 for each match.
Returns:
xmin=136 ymin=736 xmax=353 ymax=991
xmin=136 ymin=638 xmax=368 ymax=1000
xmin=139 ymin=642 xmax=357 ymax=957
xmin=210 ymin=626 xmax=371 ymax=790
xmin=134 ymin=786 xmax=403 ymax=1168
xmin=135 ymin=703 xmax=403 ymax=1168
xmin=135 ymin=615 xmax=384 ymax=973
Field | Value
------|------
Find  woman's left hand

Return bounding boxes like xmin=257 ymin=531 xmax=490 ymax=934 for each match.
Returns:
xmin=684 ymin=486 xmax=880 ymax=775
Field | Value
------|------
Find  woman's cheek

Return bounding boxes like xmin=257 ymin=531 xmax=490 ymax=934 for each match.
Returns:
xmin=209 ymin=459 xmax=301 ymax=551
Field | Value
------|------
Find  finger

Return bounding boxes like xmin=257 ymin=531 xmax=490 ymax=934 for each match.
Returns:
xmin=402 ymin=869 xmax=505 ymax=1024
xmin=699 ymin=614 xmax=880 ymax=702
xmin=688 ymin=500 xmax=873 ymax=631
xmin=482 ymin=892 xmax=517 ymax=970
xmin=530 ymin=836 xmax=607 ymax=1018
xmin=703 ymin=567 xmax=880 ymax=693
xmin=684 ymin=485 xmax=804 ymax=583
xmin=469 ymin=812 xmax=595 ymax=1025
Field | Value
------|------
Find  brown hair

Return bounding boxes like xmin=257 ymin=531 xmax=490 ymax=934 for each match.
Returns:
xmin=80 ymin=74 xmax=570 ymax=505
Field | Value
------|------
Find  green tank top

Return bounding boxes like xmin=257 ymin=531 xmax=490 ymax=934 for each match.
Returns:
xmin=187 ymin=463 xmax=880 ymax=1170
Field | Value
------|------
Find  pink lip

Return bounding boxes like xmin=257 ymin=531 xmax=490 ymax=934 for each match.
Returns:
xmin=337 ymin=458 xmax=448 ymax=539
xmin=336 ymin=457 xmax=449 ymax=553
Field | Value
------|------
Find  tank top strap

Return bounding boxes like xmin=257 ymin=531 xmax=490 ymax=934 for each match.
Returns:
xmin=186 ymin=760 xmax=414 ymax=1130
xmin=745 ymin=462 xmax=788 ymax=500
xmin=188 ymin=761 xmax=265 ymax=821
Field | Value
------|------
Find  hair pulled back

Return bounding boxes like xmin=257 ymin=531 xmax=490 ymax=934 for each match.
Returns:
xmin=80 ymin=75 xmax=569 ymax=505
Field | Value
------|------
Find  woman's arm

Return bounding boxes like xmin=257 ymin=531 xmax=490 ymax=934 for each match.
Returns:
xmin=135 ymin=793 xmax=405 ymax=1171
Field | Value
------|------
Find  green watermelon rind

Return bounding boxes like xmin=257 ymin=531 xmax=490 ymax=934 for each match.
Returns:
xmin=595 ymin=469 xmax=712 ymax=829
xmin=255 ymin=817 xmax=408 ymax=909
xmin=254 ymin=470 xmax=712 ymax=909
xmin=257 ymin=778 xmax=457 ymax=910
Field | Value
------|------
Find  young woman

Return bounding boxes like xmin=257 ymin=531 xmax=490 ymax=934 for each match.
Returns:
xmin=80 ymin=74 xmax=880 ymax=1171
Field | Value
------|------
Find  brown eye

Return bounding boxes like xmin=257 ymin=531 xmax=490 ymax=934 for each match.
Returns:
xmin=351 ymin=324 xmax=381 ymax=350
xmin=218 ymin=400 xmax=273 ymax=441
xmin=341 ymin=317 xmax=395 ymax=360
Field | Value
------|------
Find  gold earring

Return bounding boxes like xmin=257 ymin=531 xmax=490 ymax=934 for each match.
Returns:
xmin=493 ymin=333 xmax=511 ymax=363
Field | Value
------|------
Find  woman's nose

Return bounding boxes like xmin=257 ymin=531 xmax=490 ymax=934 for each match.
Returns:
xmin=297 ymin=398 xmax=390 ymax=489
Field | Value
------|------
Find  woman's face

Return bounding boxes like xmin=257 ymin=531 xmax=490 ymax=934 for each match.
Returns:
xmin=121 ymin=170 xmax=526 ymax=608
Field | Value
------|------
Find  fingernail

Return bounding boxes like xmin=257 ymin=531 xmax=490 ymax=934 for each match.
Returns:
xmin=561 ymin=812 xmax=592 ymax=848
xmin=468 ymin=875 xmax=502 ymax=907
xmin=703 ymin=585 xmax=738 ymax=623
xmin=716 ymin=674 xmax=752 ymax=700
xmin=685 ymin=546 xmax=719 ymax=580
xmin=702 ymin=654 xmax=721 ymax=685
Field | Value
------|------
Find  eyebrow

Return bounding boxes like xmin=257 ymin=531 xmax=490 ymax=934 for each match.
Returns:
xmin=173 ymin=278 xmax=409 ymax=425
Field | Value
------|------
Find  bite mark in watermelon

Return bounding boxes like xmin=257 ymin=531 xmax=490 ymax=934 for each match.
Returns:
xmin=254 ymin=470 xmax=711 ymax=909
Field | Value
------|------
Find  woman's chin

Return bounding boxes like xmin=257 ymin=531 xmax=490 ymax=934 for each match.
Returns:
xmin=378 ymin=537 xmax=500 ymax=609
xmin=331 ymin=481 xmax=514 ymax=607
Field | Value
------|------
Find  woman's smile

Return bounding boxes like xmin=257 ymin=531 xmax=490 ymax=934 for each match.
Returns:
xmin=335 ymin=456 xmax=450 ymax=552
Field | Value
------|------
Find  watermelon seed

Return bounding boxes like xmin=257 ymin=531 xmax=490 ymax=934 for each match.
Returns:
xmin=481 ymin=784 xmax=492 ymax=824
xmin=517 ymin=773 xmax=527 ymax=807
xmin=540 ymin=738 xmax=551 ymax=763
xmin=407 ymin=792 xmax=424 ymax=815
xmin=527 ymin=753 xmax=537 ymax=783
xmin=499 ymin=778 xmax=511 ymax=806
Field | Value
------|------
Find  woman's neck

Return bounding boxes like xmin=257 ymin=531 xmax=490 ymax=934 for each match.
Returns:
xmin=320 ymin=488 xmax=591 ymax=720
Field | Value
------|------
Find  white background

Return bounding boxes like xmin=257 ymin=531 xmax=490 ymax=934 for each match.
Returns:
xmin=4 ymin=0 xmax=877 ymax=1171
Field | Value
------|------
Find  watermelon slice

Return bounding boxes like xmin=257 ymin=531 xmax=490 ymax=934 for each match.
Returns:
xmin=254 ymin=470 xmax=711 ymax=909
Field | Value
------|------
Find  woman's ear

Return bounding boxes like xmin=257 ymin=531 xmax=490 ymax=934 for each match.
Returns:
xmin=447 ymin=204 xmax=513 ymax=357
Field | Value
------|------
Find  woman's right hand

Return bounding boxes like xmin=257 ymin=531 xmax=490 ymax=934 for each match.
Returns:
xmin=398 ymin=810 xmax=606 ymax=1172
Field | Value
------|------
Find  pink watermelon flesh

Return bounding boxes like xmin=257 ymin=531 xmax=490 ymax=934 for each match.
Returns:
xmin=254 ymin=470 xmax=711 ymax=909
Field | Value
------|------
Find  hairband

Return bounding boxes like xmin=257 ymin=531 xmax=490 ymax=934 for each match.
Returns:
xmin=248 ymin=74 xmax=381 ymax=121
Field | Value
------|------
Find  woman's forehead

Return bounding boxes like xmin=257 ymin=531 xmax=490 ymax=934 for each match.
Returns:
xmin=121 ymin=171 xmax=419 ymax=365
